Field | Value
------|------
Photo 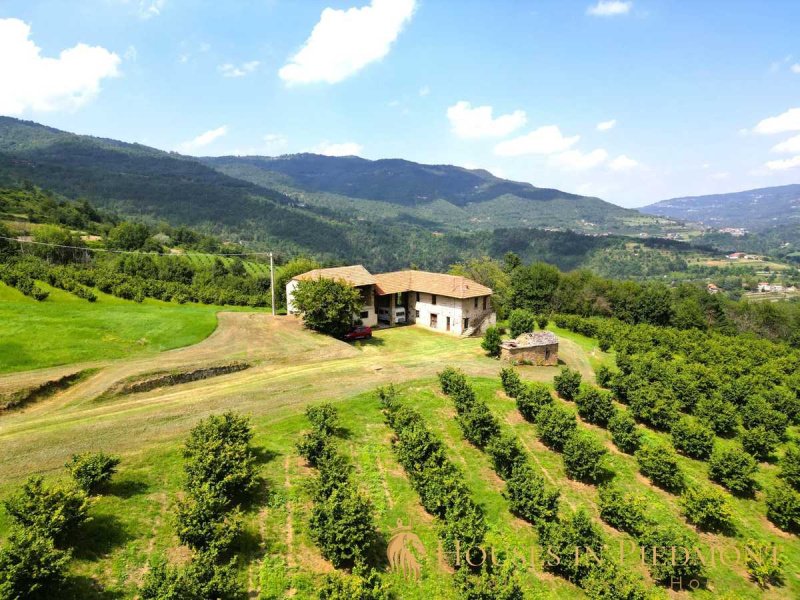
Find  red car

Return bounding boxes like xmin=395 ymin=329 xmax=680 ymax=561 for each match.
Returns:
xmin=343 ymin=325 xmax=372 ymax=341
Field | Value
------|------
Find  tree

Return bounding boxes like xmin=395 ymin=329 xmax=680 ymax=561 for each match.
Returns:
xmin=583 ymin=559 xmax=650 ymax=600
xmin=680 ymin=485 xmax=735 ymax=533
xmin=481 ymin=326 xmax=503 ymax=357
xmin=509 ymin=262 xmax=560 ymax=313
xmin=745 ymin=540 xmax=785 ymax=589
xmin=765 ymin=482 xmax=800 ymax=532
xmin=595 ymin=364 xmax=616 ymax=388
xmin=487 ymin=433 xmax=526 ymax=480
xmin=538 ymin=509 xmax=605 ymax=585
xmin=779 ymin=444 xmax=800 ymax=490
xmin=695 ymin=395 xmax=739 ymax=436
xmin=0 ymin=528 xmax=71 ymax=600
xmin=553 ymin=367 xmax=582 ymax=401
xmin=740 ymin=426 xmax=780 ymax=461
xmin=305 ymin=403 xmax=339 ymax=436
xmin=453 ymin=563 xmax=524 ymax=600
xmin=310 ymin=486 xmax=376 ymax=568
xmin=575 ymin=385 xmax=615 ymax=426
xmin=608 ymin=410 xmax=642 ymax=454
xmin=174 ymin=489 xmax=243 ymax=554
xmin=505 ymin=462 xmax=559 ymax=524
xmin=274 ymin=257 xmax=320 ymax=308
xmin=499 ymin=367 xmax=523 ymax=398
xmin=65 ymin=452 xmax=120 ymax=494
xmin=317 ymin=562 xmax=391 ymax=600
xmin=508 ymin=309 xmax=535 ymax=338
xmin=458 ymin=401 xmax=501 ymax=448
xmin=107 ymin=222 xmax=150 ymax=250
xmin=563 ymin=430 xmax=607 ymax=483
xmin=3 ymin=476 xmax=89 ymax=543
xmin=670 ymin=417 xmax=715 ymax=460
xmin=292 ymin=278 xmax=363 ymax=338
xmin=514 ymin=382 xmax=552 ymax=422
xmin=536 ymin=403 xmax=577 ymax=451
xmin=708 ymin=447 xmax=758 ymax=495
xmin=598 ymin=484 xmax=649 ymax=536
xmin=635 ymin=442 xmax=685 ymax=493
xmin=638 ymin=524 xmax=705 ymax=585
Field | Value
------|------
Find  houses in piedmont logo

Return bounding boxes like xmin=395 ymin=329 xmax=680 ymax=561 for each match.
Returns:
xmin=386 ymin=520 xmax=426 ymax=581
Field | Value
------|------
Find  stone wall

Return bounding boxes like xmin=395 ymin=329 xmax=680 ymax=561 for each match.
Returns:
xmin=500 ymin=343 xmax=558 ymax=366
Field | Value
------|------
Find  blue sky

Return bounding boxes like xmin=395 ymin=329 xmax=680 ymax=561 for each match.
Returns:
xmin=1 ymin=0 xmax=799 ymax=207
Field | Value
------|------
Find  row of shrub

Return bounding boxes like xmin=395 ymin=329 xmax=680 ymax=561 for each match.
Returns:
xmin=0 ymin=263 xmax=49 ymax=300
xmin=556 ymin=314 xmax=800 ymax=533
xmin=141 ymin=412 xmax=258 ymax=600
xmin=0 ymin=452 xmax=120 ymax=596
xmin=377 ymin=385 xmax=525 ymax=598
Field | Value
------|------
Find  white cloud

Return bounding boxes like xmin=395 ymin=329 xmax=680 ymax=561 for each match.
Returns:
xmin=549 ymin=148 xmax=608 ymax=170
xmin=178 ymin=125 xmax=228 ymax=154
xmin=124 ymin=45 xmax=138 ymax=62
xmin=792 ymin=64 xmax=800 ymax=74
xmin=608 ymin=154 xmax=638 ymax=171
xmin=754 ymin=107 xmax=800 ymax=134
xmin=596 ymin=119 xmax=616 ymax=131
xmin=279 ymin=0 xmax=416 ymax=85
xmin=446 ymin=101 xmax=527 ymax=139
xmin=494 ymin=125 xmax=579 ymax=156
xmin=765 ymin=155 xmax=800 ymax=171
xmin=772 ymin=134 xmax=800 ymax=154
xmin=219 ymin=61 xmax=260 ymax=78
xmin=313 ymin=141 xmax=363 ymax=156
xmin=419 ymin=85 xmax=430 ymax=97
xmin=138 ymin=0 xmax=166 ymax=19
xmin=0 ymin=18 xmax=121 ymax=115
xmin=587 ymin=1 xmax=632 ymax=17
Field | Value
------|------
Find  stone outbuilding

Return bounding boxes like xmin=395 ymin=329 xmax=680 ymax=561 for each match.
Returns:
xmin=500 ymin=331 xmax=559 ymax=366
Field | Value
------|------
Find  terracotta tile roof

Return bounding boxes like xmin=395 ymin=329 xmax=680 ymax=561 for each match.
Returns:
xmin=293 ymin=265 xmax=376 ymax=287
xmin=374 ymin=270 xmax=492 ymax=299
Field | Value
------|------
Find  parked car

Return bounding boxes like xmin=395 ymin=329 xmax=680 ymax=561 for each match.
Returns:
xmin=343 ymin=325 xmax=372 ymax=341
xmin=377 ymin=307 xmax=407 ymax=324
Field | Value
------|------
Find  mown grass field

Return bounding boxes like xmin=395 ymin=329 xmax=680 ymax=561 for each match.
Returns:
xmin=0 ymin=291 xmax=797 ymax=598
xmin=0 ymin=281 xmax=224 ymax=374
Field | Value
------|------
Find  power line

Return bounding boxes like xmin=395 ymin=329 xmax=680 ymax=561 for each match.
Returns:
xmin=0 ymin=236 xmax=273 ymax=258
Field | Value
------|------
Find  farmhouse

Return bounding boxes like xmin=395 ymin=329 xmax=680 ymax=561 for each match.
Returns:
xmin=500 ymin=331 xmax=559 ymax=366
xmin=286 ymin=265 xmax=495 ymax=336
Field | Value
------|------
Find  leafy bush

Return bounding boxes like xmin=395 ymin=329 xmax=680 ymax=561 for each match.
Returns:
xmin=638 ymin=524 xmax=705 ymax=585
xmin=553 ymin=367 xmax=582 ymax=401
xmin=514 ymin=382 xmax=552 ymax=422
xmin=635 ymin=442 xmax=685 ymax=493
xmin=499 ymin=367 xmax=523 ymax=398
xmin=670 ymin=417 xmax=714 ymax=460
xmin=310 ymin=486 xmax=376 ymax=568
xmin=481 ymin=326 xmax=503 ymax=357
xmin=745 ymin=540 xmax=785 ymax=589
xmin=508 ymin=309 xmax=536 ymax=338
xmin=563 ymin=430 xmax=607 ymax=483
xmin=538 ymin=509 xmax=605 ymax=585
xmin=174 ymin=489 xmax=243 ymax=555
xmin=296 ymin=429 xmax=336 ymax=468
xmin=608 ymin=410 xmax=642 ymax=454
xmin=3 ymin=476 xmax=90 ymax=543
xmin=741 ymin=395 xmax=788 ymax=438
xmin=779 ymin=444 xmax=800 ymax=490
xmin=536 ymin=403 xmax=577 ymax=451
xmin=575 ymin=385 xmax=615 ymax=426
xmin=695 ymin=395 xmax=739 ymax=436
xmin=65 ymin=452 xmax=120 ymax=494
xmin=305 ymin=403 xmax=339 ymax=436
xmin=183 ymin=412 xmax=258 ymax=502
xmin=765 ymin=482 xmax=800 ymax=532
xmin=453 ymin=563 xmax=524 ymax=600
xmin=679 ymin=485 xmax=735 ymax=533
xmin=505 ymin=462 xmax=560 ymax=524
xmin=181 ymin=553 xmax=245 ymax=600
xmin=582 ymin=559 xmax=650 ymax=600
xmin=487 ymin=433 xmax=526 ymax=480
xmin=317 ymin=562 xmax=390 ymax=600
xmin=708 ymin=447 xmax=758 ymax=495
xmin=594 ymin=365 xmax=615 ymax=389
xmin=628 ymin=384 xmax=679 ymax=430
xmin=457 ymin=401 xmax=500 ymax=449
xmin=598 ymin=484 xmax=649 ymax=536
xmin=740 ymin=426 xmax=780 ymax=461
xmin=536 ymin=314 xmax=549 ymax=330
xmin=0 ymin=528 xmax=71 ymax=599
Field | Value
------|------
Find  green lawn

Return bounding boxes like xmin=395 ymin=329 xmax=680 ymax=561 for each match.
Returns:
xmin=0 ymin=282 xmax=223 ymax=373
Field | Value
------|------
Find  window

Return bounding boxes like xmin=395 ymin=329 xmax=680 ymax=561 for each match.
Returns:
xmin=463 ymin=317 xmax=469 ymax=330
xmin=430 ymin=313 xmax=438 ymax=328
xmin=415 ymin=310 xmax=420 ymax=318
xmin=474 ymin=297 xmax=478 ymax=309
xmin=416 ymin=292 xmax=420 ymax=302
xmin=432 ymin=294 xmax=437 ymax=305
xmin=360 ymin=311 xmax=369 ymax=319
xmin=483 ymin=296 xmax=487 ymax=310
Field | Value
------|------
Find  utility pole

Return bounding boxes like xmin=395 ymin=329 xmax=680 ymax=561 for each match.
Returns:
xmin=270 ymin=252 xmax=276 ymax=316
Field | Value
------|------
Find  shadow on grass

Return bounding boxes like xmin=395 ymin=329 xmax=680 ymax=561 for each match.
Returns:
xmin=72 ymin=513 xmax=133 ymax=561
xmin=356 ymin=337 xmax=386 ymax=348
xmin=253 ymin=447 xmax=280 ymax=465
xmin=63 ymin=576 xmax=125 ymax=600
xmin=105 ymin=477 xmax=149 ymax=499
